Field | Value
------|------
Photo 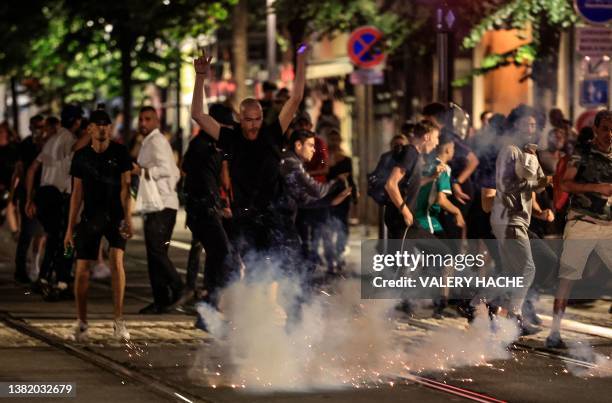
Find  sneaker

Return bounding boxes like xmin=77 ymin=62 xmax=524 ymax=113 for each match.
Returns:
xmin=174 ymin=288 xmax=196 ymax=307
xmin=194 ymin=315 xmax=208 ymax=332
xmin=31 ymin=278 xmax=48 ymax=295
xmin=455 ymin=300 xmax=476 ymax=323
xmin=113 ymin=320 xmax=130 ymax=341
xmin=138 ymin=302 xmax=170 ymax=314
xmin=510 ymin=313 xmax=541 ymax=336
xmin=545 ymin=332 xmax=568 ymax=349
xmin=42 ymin=284 xmax=61 ymax=302
xmin=522 ymin=300 xmax=542 ymax=326
xmin=56 ymin=282 xmax=74 ymax=301
xmin=395 ymin=300 xmax=414 ymax=316
xmin=91 ymin=262 xmax=111 ymax=280
xmin=432 ymin=296 xmax=448 ymax=319
xmin=71 ymin=321 xmax=89 ymax=342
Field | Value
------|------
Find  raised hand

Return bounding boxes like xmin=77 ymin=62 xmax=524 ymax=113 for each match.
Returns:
xmin=193 ymin=50 xmax=212 ymax=76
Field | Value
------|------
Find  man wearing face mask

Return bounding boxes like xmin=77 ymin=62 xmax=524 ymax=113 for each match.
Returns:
xmin=64 ymin=110 xmax=133 ymax=342
xmin=490 ymin=104 xmax=551 ymax=335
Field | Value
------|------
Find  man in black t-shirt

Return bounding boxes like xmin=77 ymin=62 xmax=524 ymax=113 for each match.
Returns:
xmin=11 ymin=115 xmax=46 ymax=283
xmin=64 ymin=110 xmax=133 ymax=342
xmin=182 ymin=104 xmax=239 ymax=315
xmin=384 ymin=121 xmax=439 ymax=239
xmin=191 ymin=46 xmax=307 ymax=256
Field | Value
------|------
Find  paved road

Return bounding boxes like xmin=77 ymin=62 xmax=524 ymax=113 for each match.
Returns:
xmin=0 ymin=212 xmax=611 ymax=402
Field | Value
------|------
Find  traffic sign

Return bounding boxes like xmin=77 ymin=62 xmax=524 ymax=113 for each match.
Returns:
xmin=576 ymin=27 xmax=612 ymax=57
xmin=575 ymin=0 xmax=612 ymax=25
xmin=580 ymin=78 xmax=609 ymax=106
xmin=347 ymin=26 xmax=385 ymax=69
xmin=350 ymin=69 xmax=384 ymax=85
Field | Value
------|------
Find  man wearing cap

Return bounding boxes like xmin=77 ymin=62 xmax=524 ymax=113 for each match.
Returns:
xmin=64 ymin=110 xmax=133 ymax=341
xmin=25 ymin=104 xmax=90 ymax=300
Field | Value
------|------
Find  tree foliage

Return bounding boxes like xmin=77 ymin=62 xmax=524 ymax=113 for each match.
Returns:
xmin=0 ymin=0 xmax=51 ymax=77
xmin=273 ymin=0 xmax=414 ymax=53
xmin=462 ymin=0 xmax=577 ymax=49
xmin=455 ymin=0 xmax=578 ymax=87
xmin=3 ymin=0 xmax=235 ymax=109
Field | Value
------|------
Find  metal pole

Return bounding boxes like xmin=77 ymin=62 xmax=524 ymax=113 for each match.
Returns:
xmin=10 ymin=76 xmax=19 ymax=137
xmin=437 ymin=31 xmax=449 ymax=103
xmin=569 ymin=26 xmax=575 ymax=123
xmin=266 ymin=0 xmax=277 ymax=81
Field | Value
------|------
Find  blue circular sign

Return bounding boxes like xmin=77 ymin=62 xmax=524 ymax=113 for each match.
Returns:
xmin=575 ymin=0 xmax=612 ymax=24
xmin=347 ymin=26 xmax=385 ymax=68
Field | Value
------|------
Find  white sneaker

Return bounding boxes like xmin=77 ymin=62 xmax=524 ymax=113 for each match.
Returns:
xmin=113 ymin=319 xmax=130 ymax=341
xmin=71 ymin=321 xmax=89 ymax=342
xmin=91 ymin=262 xmax=111 ymax=280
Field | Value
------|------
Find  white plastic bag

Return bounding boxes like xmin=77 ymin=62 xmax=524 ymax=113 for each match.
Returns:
xmin=134 ymin=173 xmax=164 ymax=213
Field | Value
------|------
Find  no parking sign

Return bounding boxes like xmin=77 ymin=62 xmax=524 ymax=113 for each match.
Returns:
xmin=347 ymin=26 xmax=385 ymax=69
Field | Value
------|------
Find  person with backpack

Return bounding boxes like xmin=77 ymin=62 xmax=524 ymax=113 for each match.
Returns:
xmin=367 ymin=134 xmax=408 ymax=206
xmin=546 ymin=110 xmax=612 ymax=349
xmin=384 ymin=120 xmax=439 ymax=239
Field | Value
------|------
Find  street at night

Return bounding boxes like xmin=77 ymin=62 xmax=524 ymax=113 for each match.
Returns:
xmin=1 ymin=1 xmax=611 ymax=402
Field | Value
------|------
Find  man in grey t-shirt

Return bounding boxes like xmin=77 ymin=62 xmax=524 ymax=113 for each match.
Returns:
xmin=490 ymin=105 xmax=550 ymax=335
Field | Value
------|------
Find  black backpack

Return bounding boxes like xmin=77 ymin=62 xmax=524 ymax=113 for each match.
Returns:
xmin=367 ymin=150 xmax=400 ymax=205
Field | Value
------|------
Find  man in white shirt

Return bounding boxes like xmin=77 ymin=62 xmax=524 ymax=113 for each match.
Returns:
xmin=25 ymin=104 xmax=89 ymax=300
xmin=134 ymin=106 xmax=183 ymax=314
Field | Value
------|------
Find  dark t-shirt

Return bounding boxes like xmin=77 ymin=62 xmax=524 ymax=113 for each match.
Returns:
xmin=70 ymin=142 xmax=132 ymax=222
xmin=16 ymin=136 xmax=41 ymax=191
xmin=444 ymin=129 xmax=471 ymax=178
xmin=0 ymin=143 xmax=18 ymax=191
xmin=182 ymin=132 xmax=222 ymax=209
xmin=218 ymin=119 xmax=285 ymax=210
xmin=328 ymin=156 xmax=357 ymax=208
xmin=391 ymin=144 xmax=423 ymax=212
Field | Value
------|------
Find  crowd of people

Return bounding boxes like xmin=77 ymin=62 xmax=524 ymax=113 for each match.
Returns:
xmin=1 ymin=43 xmax=610 ymax=348
xmin=377 ymin=102 xmax=612 ymax=349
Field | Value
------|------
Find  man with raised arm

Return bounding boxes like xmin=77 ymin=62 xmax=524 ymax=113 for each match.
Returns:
xmin=191 ymin=46 xmax=307 ymax=255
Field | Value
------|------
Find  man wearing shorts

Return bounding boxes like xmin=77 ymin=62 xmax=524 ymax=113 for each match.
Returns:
xmin=64 ymin=110 xmax=134 ymax=342
xmin=546 ymin=110 xmax=612 ymax=348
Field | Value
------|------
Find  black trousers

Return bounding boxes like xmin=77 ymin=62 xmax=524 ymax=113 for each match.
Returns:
xmin=144 ymin=208 xmax=183 ymax=306
xmin=329 ymin=202 xmax=350 ymax=265
xmin=14 ymin=189 xmax=38 ymax=278
xmin=296 ymin=207 xmax=334 ymax=267
xmin=187 ymin=207 xmax=238 ymax=306
xmin=228 ymin=208 xmax=279 ymax=256
xmin=35 ymin=186 xmax=72 ymax=283
xmin=185 ymin=237 xmax=203 ymax=291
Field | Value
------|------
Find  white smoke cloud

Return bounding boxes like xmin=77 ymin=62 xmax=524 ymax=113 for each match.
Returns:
xmin=194 ymin=266 xmax=521 ymax=392
xmin=567 ymin=342 xmax=612 ymax=378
